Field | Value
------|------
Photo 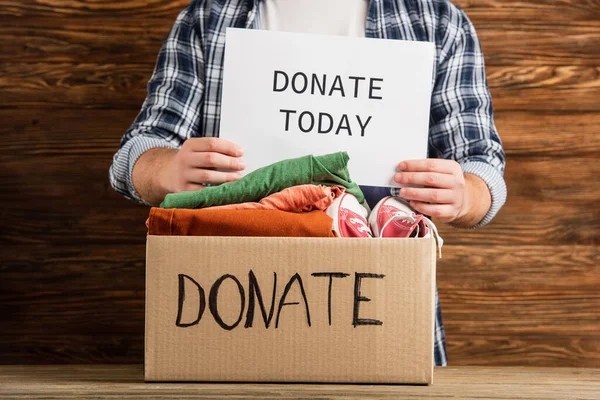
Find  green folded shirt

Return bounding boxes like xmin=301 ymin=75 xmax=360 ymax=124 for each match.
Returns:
xmin=160 ymin=151 xmax=364 ymax=209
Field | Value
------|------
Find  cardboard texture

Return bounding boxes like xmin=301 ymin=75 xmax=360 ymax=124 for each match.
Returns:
xmin=145 ymin=236 xmax=436 ymax=384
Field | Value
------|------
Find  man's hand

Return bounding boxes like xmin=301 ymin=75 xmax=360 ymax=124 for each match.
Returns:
xmin=394 ymin=159 xmax=491 ymax=228
xmin=132 ymin=138 xmax=245 ymax=205
xmin=160 ymin=137 xmax=245 ymax=193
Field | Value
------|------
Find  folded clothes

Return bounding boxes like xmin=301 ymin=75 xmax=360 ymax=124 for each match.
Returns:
xmin=210 ymin=184 xmax=344 ymax=213
xmin=160 ymin=152 xmax=364 ymax=209
xmin=147 ymin=208 xmax=336 ymax=237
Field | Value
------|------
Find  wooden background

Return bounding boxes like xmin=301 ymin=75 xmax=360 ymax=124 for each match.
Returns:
xmin=0 ymin=0 xmax=598 ymax=366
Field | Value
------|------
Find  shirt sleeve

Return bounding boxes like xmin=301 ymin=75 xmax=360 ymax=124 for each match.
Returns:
xmin=429 ymin=11 xmax=507 ymax=228
xmin=109 ymin=3 xmax=205 ymax=203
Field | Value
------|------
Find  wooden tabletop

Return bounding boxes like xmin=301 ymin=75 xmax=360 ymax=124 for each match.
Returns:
xmin=0 ymin=365 xmax=598 ymax=399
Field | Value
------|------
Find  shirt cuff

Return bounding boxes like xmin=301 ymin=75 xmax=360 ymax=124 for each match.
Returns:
xmin=460 ymin=161 xmax=507 ymax=229
xmin=110 ymin=135 xmax=176 ymax=204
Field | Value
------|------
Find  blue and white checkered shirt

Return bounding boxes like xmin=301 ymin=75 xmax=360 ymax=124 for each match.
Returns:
xmin=110 ymin=0 xmax=508 ymax=367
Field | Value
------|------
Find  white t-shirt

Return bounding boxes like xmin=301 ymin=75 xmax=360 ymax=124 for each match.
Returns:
xmin=260 ymin=0 xmax=369 ymax=37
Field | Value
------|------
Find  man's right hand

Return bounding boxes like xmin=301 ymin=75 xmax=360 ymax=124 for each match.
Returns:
xmin=132 ymin=138 xmax=245 ymax=205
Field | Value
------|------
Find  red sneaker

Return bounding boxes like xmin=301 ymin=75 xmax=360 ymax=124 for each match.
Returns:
xmin=368 ymin=196 xmax=424 ymax=238
xmin=325 ymin=193 xmax=372 ymax=238
xmin=369 ymin=196 xmax=443 ymax=256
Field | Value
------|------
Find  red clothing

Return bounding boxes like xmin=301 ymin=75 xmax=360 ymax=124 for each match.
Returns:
xmin=147 ymin=208 xmax=336 ymax=237
xmin=209 ymin=185 xmax=344 ymax=213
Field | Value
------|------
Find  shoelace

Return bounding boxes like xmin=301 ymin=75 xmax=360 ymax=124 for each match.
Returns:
xmin=379 ymin=211 xmax=418 ymax=238
xmin=421 ymin=215 xmax=444 ymax=258
xmin=380 ymin=211 xmax=444 ymax=258
xmin=349 ymin=217 xmax=372 ymax=235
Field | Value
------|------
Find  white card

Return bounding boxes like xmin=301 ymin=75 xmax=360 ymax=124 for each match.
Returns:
xmin=219 ymin=28 xmax=434 ymax=187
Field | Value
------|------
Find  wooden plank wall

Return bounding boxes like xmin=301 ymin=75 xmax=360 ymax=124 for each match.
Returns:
xmin=0 ymin=0 xmax=598 ymax=366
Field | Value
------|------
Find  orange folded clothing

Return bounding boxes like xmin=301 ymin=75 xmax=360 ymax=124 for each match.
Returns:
xmin=210 ymin=184 xmax=344 ymax=212
xmin=147 ymin=208 xmax=336 ymax=237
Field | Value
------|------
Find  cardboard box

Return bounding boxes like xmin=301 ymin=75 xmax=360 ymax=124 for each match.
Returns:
xmin=145 ymin=236 xmax=436 ymax=384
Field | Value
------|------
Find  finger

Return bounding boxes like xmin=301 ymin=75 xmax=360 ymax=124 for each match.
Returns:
xmin=186 ymin=169 xmax=243 ymax=185
xmin=185 ymin=137 xmax=245 ymax=157
xmin=399 ymin=188 xmax=455 ymax=204
xmin=398 ymin=159 xmax=459 ymax=175
xmin=394 ymin=172 xmax=456 ymax=189
xmin=185 ymin=151 xmax=246 ymax=171
xmin=409 ymin=201 xmax=457 ymax=221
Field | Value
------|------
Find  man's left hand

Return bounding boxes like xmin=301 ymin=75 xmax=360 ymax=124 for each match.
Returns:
xmin=394 ymin=159 xmax=468 ymax=224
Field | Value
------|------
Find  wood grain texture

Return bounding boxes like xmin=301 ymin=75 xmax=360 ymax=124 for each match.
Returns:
xmin=494 ymin=111 xmax=600 ymax=157
xmin=454 ymin=0 xmax=600 ymax=27
xmin=438 ymin=246 xmax=600 ymax=292
xmin=0 ymin=0 xmax=189 ymax=18
xmin=1 ymin=0 xmax=599 ymax=367
xmin=0 ymin=245 xmax=597 ymax=365
xmin=0 ymin=365 xmax=599 ymax=399
xmin=3 ymin=19 xmax=600 ymax=66
xmin=0 ymin=335 xmax=144 ymax=365
xmin=446 ymin=337 xmax=600 ymax=367
xmin=476 ymin=28 xmax=600 ymax=66
xmin=0 ymin=152 xmax=597 ymax=246
xmin=0 ymin=63 xmax=151 ymax=110
xmin=0 ymin=17 xmax=170 ymax=64
xmin=3 ymin=109 xmax=600 ymax=158
xmin=0 ymin=245 xmax=146 ymax=337
xmin=4 ymin=0 xmax=599 ymax=23
xmin=487 ymin=66 xmax=600 ymax=112
xmin=442 ymin=290 xmax=600 ymax=337
xmin=2 ymin=1 xmax=600 ymax=66
xmin=3 ymin=334 xmax=599 ymax=367
xmin=2 ymin=63 xmax=600 ymax=112
xmin=3 ymin=111 xmax=599 ymax=246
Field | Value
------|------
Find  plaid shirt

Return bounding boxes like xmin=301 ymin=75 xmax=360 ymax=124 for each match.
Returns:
xmin=110 ymin=0 xmax=508 ymax=367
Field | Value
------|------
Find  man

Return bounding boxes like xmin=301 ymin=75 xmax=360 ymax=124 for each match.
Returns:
xmin=110 ymin=0 xmax=507 ymax=366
